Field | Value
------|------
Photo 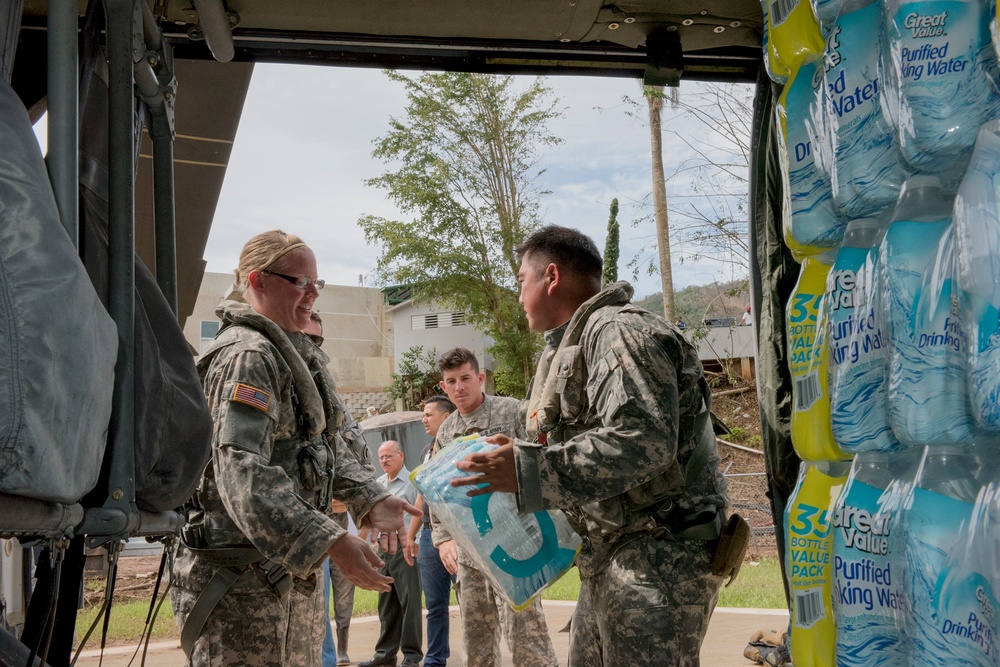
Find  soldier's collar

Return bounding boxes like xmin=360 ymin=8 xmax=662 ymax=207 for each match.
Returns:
xmin=544 ymin=321 xmax=569 ymax=347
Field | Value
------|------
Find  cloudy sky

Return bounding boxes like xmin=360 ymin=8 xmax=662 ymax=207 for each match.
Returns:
xmin=35 ymin=64 xmax=753 ymax=300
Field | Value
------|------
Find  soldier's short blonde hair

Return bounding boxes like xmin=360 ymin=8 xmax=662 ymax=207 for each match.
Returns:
xmin=234 ymin=230 xmax=308 ymax=291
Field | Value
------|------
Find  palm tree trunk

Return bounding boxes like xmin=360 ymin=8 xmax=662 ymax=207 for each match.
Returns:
xmin=646 ymin=85 xmax=675 ymax=321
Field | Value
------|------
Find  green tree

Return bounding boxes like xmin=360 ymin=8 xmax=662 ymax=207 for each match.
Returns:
xmin=359 ymin=71 xmax=562 ymax=396
xmin=602 ymin=198 xmax=620 ymax=287
xmin=386 ymin=346 xmax=440 ymax=410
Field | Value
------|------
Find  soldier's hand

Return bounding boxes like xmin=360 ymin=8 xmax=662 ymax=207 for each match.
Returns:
xmin=327 ymin=534 xmax=393 ymax=592
xmin=366 ymin=496 xmax=422 ymax=555
xmin=452 ymin=437 xmax=517 ymax=495
xmin=403 ymin=539 xmax=419 ymax=566
xmin=438 ymin=539 xmax=459 ymax=575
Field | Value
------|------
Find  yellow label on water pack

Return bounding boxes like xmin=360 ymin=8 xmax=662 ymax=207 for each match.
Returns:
xmin=787 ymin=255 xmax=848 ymax=461
xmin=784 ymin=461 xmax=849 ymax=667
xmin=765 ymin=0 xmax=824 ymax=83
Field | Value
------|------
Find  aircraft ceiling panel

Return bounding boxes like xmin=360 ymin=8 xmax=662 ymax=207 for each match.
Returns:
xmin=155 ymin=0 xmax=761 ymax=52
xmin=134 ymin=58 xmax=254 ymax=324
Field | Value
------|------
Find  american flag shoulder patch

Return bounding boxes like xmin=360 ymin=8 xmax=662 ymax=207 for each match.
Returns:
xmin=232 ymin=383 xmax=271 ymax=412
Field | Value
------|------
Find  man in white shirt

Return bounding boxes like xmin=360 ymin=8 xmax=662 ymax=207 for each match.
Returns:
xmin=359 ymin=441 xmax=423 ymax=667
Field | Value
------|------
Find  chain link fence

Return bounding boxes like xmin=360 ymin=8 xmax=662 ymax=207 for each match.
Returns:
xmin=723 ymin=469 xmax=778 ymax=560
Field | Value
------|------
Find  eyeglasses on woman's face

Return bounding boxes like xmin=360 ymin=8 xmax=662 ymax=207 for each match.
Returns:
xmin=263 ymin=271 xmax=325 ymax=290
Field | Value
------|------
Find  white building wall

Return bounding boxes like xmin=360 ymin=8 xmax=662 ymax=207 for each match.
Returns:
xmin=387 ymin=300 xmax=494 ymax=372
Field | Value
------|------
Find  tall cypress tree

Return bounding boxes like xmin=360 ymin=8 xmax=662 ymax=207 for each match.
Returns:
xmin=602 ymin=198 xmax=620 ymax=287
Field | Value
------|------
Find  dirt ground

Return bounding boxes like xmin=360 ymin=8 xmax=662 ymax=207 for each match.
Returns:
xmin=84 ymin=552 xmax=168 ymax=608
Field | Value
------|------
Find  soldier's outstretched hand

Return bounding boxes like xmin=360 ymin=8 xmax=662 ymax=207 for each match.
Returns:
xmin=452 ymin=434 xmax=517 ymax=495
xmin=366 ymin=495 xmax=422 ymax=556
xmin=327 ymin=534 xmax=393 ymax=592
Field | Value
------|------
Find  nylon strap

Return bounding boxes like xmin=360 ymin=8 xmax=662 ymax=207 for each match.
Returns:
xmin=180 ymin=565 xmax=242 ymax=657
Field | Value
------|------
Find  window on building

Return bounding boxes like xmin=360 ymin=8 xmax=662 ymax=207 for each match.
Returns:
xmin=411 ymin=311 xmax=466 ymax=330
xmin=200 ymin=320 xmax=221 ymax=354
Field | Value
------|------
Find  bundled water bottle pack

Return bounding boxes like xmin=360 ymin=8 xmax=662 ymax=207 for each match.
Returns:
xmin=410 ymin=435 xmax=581 ymax=610
xmin=767 ymin=0 xmax=1000 ymax=663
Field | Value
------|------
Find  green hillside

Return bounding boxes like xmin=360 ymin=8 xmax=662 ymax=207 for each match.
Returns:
xmin=635 ymin=279 xmax=750 ymax=326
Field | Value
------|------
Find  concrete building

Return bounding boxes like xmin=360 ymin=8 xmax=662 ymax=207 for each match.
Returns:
xmin=385 ymin=294 xmax=495 ymax=381
xmin=184 ymin=272 xmax=395 ymax=416
xmin=694 ymin=323 xmax=756 ymax=380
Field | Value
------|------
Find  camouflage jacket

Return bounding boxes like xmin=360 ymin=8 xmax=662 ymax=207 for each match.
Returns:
xmin=429 ymin=393 xmax=526 ymax=566
xmin=188 ymin=301 xmax=387 ymax=581
xmin=513 ymin=282 xmax=728 ymax=574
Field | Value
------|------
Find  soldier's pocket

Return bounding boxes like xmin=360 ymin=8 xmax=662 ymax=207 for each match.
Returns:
xmin=552 ymin=344 xmax=587 ymax=422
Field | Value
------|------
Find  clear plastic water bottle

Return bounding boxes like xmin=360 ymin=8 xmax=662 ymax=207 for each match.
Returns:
xmin=827 ymin=217 xmax=899 ymax=453
xmin=778 ymin=56 xmax=848 ymax=250
xmin=899 ymin=445 xmax=982 ymax=664
xmin=832 ymin=451 xmax=907 ymax=666
xmin=881 ymin=175 xmax=975 ymax=446
xmin=822 ymin=0 xmax=906 ymax=220
xmin=954 ymin=120 xmax=1000 ymax=429
xmin=884 ymin=0 xmax=1000 ymax=173
xmin=935 ymin=477 xmax=1000 ymax=666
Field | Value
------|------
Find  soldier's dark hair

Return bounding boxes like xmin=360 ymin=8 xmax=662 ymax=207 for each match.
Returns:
xmin=438 ymin=347 xmax=480 ymax=374
xmin=515 ymin=225 xmax=603 ymax=281
xmin=423 ymin=395 xmax=456 ymax=414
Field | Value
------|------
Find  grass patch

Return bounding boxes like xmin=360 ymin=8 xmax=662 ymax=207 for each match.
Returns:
xmin=718 ymin=556 xmax=786 ymax=609
xmin=79 ymin=556 xmax=786 ymax=645
xmin=76 ymin=599 xmax=177 ymax=646
xmin=541 ymin=566 xmax=580 ymax=601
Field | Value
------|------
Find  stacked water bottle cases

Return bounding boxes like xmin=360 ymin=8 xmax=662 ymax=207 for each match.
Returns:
xmin=768 ymin=0 xmax=1000 ymax=664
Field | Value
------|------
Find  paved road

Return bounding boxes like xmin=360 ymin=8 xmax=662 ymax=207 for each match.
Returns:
xmin=74 ymin=603 xmax=789 ymax=666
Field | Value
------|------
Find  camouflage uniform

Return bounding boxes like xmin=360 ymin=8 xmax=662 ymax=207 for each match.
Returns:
xmin=170 ymin=301 xmax=387 ymax=667
xmin=513 ymin=282 xmax=729 ymax=667
xmin=431 ymin=394 xmax=559 ymax=667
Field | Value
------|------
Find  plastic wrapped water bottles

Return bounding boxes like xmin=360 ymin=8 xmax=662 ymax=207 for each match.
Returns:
xmin=934 ymin=478 xmax=1000 ymax=666
xmin=884 ymin=0 xmax=1000 ymax=173
xmin=785 ymin=459 xmax=852 ymax=666
xmin=832 ymin=451 xmax=910 ymax=667
xmin=954 ymin=120 xmax=1000 ymax=429
xmin=821 ymin=0 xmax=906 ymax=220
xmin=898 ymin=445 xmax=982 ymax=664
xmin=763 ymin=0 xmax=825 ymax=83
xmin=827 ymin=217 xmax=900 ymax=453
xmin=778 ymin=57 xmax=848 ymax=251
xmin=410 ymin=434 xmax=581 ymax=609
xmin=881 ymin=175 xmax=976 ymax=446
xmin=788 ymin=250 xmax=850 ymax=460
